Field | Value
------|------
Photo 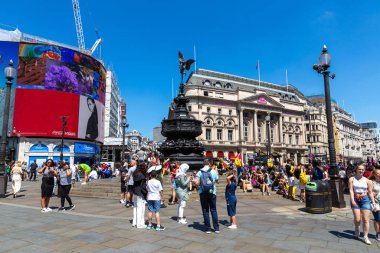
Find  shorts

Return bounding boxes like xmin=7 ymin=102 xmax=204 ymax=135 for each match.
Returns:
xmin=127 ymin=185 xmax=133 ymax=193
xmin=373 ymin=210 xmax=380 ymax=222
xmin=147 ymin=200 xmax=161 ymax=213
xmin=351 ymin=195 xmax=371 ymax=210
xmin=226 ymin=199 xmax=237 ymax=216
xmin=171 ymin=179 xmax=177 ymax=189
xmin=120 ymin=183 xmax=127 ymax=193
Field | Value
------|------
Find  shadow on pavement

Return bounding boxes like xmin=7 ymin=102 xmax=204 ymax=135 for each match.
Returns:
xmin=330 ymin=230 xmax=356 ymax=239
xmin=188 ymin=221 xmax=205 ymax=232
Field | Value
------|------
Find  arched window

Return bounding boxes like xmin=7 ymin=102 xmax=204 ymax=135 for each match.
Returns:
xmin=29 ymin=144 xmax=49 ymax=152
xmin=53 ymin=145 xmax=70 ymax=153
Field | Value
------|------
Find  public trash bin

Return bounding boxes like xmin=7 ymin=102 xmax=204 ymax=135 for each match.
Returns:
xmin=305 ymin=180 xmax=332 ymax=214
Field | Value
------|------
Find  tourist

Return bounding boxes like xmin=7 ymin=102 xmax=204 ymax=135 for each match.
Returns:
xmin=369 ymin=166 xmax=380 ymax=241
xmin=11 ymin=161 xmax=23 ymax=198
xmin=169 ymin=162 xmax=178 ymax=205
xmin=29 ymin=160 xmax=38 ymax=181
xmin=79 ymin=163 xmax=91 ymax=184
xmin=125 ymin=159 xmax=137 ymax=207
xmin=146 ymin=170 xmax=165 ymax=231
xmin=225 ymin=172 xmax=237 ymax=229
xmin=58 ymin=162 xmax=75 ymax=211
xmin=348 ymin=163 xmax=376 ymax=245
xmin=21 ymin=161 xmax=28 ymax=181
xmin=119 ymin=160 xmax=128 ymax=204
xmin=132 ymin=162 xmax=147 ymax=228
xmin=197 ymin=159 xmax=219 ymax=234
xmin=175 ymin=163 xmax=191 ymax=224
xmin=38 ymin=159 xmax=57 ymax=213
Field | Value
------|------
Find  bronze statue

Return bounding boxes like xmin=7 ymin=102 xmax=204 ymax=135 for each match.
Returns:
xmin=178 ymin=51 xmax=195 ymax=83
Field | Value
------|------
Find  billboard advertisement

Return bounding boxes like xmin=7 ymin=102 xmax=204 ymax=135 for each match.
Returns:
xmin=0 ymin=41 xmax=107 ymax=143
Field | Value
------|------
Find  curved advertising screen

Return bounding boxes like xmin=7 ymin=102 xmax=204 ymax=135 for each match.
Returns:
xmin=0 ymin=41 xmax=105 ymax=143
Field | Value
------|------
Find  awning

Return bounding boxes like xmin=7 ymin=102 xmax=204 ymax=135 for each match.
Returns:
xmin=217 ymin=151 xmax=224 ymax=157
xmin=228 ymin=151 xmax=235 ymax=160
xmin=205 ymin=151 xmax=213 ymax=157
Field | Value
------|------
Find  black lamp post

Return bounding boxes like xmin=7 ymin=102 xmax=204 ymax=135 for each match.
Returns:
xmin=313 ymin=45 xmax=346 ymax=208
xmin=121 ymin=117 xmax=129 ymax=161
xmin=59 ymin=116 xmax=68 ymax=162
xmin=265 ymin=115 xmax=271 ymax=159
xmin=0 ymin=60 xmax=16 ymax=197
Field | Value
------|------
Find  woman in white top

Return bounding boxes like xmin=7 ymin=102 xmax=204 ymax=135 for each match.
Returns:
xmin=369 ymin=167 xmax=380 ymax=242
xmin=348 ymin=164 xmax=376 ymax=245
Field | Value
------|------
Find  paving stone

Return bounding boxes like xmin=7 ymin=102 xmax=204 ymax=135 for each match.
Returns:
xmin=272 ymin=240 xmax=310 ymax=253
xmin=0 ymin=239 xmax=31 ymax=253
xmin=70 ymin=243 xmax=109 ymax=253
xmin=8 ymin=245 xmax=54 ymax=253
xmin=118 ymin=241 xmax=163 ymax=253
xmin=155 ymin=237 xmax=191 ymax=249
xmin=176 ymin=241 xmax=218 ymax=253
xmin=101 ymin=238 xmax=135 ymax=249
xmin=308 ymin=247 xmax=344 ymax=253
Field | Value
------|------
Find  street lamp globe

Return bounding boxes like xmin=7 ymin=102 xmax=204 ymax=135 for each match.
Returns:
xmin=265 ymin=115 xmax=270 ymax=121
xmin=4 ymin=60 xmax=16 ymax=80
xmin=319 ymin=45 xmax=332 ymax=67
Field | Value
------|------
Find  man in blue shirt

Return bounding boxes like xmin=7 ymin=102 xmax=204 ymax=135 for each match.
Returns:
xmin=197 ymin=159 xmax=219 ymax=234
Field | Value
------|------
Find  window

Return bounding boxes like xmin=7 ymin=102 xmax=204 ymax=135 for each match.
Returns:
xmin=215 ymin=82 xmax=222 ymax=88
xmin=204 ymin=80 xmax=211 ymax=86
xmin=289 ymin=134 xmax=292 ymax=145
xmin=229 ymin=110 xmax=232 ymax=116
xmin=207 ymin=107 xmax=210 ymax=113
xmin=306 ymin=124 xmax=309 ymax=131
xmin=206 ymin=129 xmax=211 ymax=140
xmin=243 ymin=122 xmax=248 ymax=141
xmin=296 ymin=135 xmax=299 ymax=145
xmin=243 ymin=112 xmax=248 ymax=117
xmin=217 ymin=129 xmax=222 ymax=140
xmin=204 ymin=91 xmax=209 ymax=96
xmin=283 ymin=133 xmax=285 ymax=143
xmin=228 ymin=130 xmax=233 ymax=141
xmin=218 ymin=108 xmax=221 ymax=114
xmin=188 ymin=106 xmax=191 ymax=112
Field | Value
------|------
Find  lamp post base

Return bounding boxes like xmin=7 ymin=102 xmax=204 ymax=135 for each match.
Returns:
xmin=0 ymin=175 xmax=8 ymax=198
xmin=329 ymin=178 xmax=346 ymax=208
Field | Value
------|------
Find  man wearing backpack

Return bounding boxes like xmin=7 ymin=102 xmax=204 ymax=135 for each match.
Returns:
xmin=311 ymin=160 xmax=323 ymax=180
xmin=197 ymin=159 xmax=220 ymax=234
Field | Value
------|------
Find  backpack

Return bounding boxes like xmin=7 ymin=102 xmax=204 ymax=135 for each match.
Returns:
xmin=200 ymin=169 xmax=214 ymax=194
xmin=299 ymin=169 xmax=308 ymax=185
xmin=313 ymin=167 xmax=323 ymax=180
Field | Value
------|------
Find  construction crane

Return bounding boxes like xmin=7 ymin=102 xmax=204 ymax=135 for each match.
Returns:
xmin=72 ymin=0 xmax=101 ymax=55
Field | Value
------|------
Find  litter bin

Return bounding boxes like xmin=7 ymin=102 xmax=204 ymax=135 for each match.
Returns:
xmin=305 ymin=180 xmax=332 ymax=214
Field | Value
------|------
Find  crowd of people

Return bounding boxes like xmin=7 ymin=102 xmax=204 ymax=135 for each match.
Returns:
xmin=5 ymin=151 xmax=380 ymax=245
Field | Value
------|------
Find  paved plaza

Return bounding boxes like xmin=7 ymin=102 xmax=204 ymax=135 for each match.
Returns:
xmin=0 ymin=180 xmax=379 ymax=253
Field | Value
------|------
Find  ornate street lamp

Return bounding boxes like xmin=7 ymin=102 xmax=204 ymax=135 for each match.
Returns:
xmin=313 ymin=45 xmax=345 ymax=208
xmin=121 ymin=117 xmax=129 ymax=162
xmin=0 ymin=60 xmax=16 ymax=197
xmin=265 ymin=115 xmax=271 ymax=159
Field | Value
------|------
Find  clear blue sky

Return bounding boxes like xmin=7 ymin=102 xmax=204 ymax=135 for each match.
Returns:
xmin=2 ymin=0 xmax=380 ymax=138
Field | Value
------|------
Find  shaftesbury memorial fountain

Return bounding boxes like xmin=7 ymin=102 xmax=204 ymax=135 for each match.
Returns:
xmin=158 ymin=52 xmax=204 ymax=170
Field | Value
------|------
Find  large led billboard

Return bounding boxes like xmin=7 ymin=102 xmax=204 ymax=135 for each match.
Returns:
xmin=0 ymin=41 xmax=106 ymax=143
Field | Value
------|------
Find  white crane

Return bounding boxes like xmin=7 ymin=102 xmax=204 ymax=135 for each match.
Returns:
xmin=72 ymin=0 xmax=101 ymax=55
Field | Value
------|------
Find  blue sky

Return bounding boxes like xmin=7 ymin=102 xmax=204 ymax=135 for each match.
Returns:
xmin=2 ymin=0 xmax=380 ymax=138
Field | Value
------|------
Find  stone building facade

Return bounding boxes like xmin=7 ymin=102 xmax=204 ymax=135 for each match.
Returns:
xmin=184 ymin=69 xmax=309 ymax=164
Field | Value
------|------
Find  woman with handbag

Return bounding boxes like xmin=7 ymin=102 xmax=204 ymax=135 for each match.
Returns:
xmin=369 ymin=167 xmax=380 ymax=241
xmin=38 ymin=159 xmax=57 ymax=213
xmin=349 ymin=163 xmax=376 ymax=245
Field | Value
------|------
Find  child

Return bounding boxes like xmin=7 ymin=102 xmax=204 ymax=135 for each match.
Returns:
xmin=146 ymin=170 xmax=165 ymax=231
xmin=225 ymin=172 xmax=237 ymax=229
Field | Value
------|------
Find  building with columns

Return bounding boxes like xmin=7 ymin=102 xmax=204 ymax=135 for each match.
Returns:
xmin=184 ymin=69 xmax=309 ymax=164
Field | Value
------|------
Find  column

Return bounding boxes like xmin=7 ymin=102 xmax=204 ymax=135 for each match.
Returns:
xmin=254 ymin=110 xmax=258 ymax=143
xmin=239 ymin=109 xmax=243 ymax=144
xmin=279 ymin=114 xmax=283 ymax=143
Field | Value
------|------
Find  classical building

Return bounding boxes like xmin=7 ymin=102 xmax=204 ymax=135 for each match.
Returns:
xmin=184 ymin=69 xmax=309 ymax=164
xmin=359 ymin=122 xmax=379 ymax=161
xmin=304 ymin=106 xmax=329 ymax=162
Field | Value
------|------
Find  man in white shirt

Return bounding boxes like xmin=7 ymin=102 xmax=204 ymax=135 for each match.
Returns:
xmin=125 ymin=159 xmax=137 ymax=207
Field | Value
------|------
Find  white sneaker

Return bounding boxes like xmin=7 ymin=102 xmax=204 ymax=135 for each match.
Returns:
xmin=228 ymin=224 xmax=237 ymax=229
xmin=119 ymin=199 xmax=126 ymax=204
xmin=363 ymin=236 xmax=371 ymax=245
xmin=81 ymin=182 xmax=87 ymax=185
xmin=178 ymin=219 xmax=188 ymax=224
xmin=46 ymin=207 xmax=52 ymax=212
xmin=41 ymin=208 xmax=48 ymax=213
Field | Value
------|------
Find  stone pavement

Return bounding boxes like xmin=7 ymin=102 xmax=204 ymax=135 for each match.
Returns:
xmin=0 ymin=179 xmax=379 ymax=253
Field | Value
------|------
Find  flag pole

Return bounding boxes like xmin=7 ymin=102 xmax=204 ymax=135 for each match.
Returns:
xmin=194 ymin=45 xmax=197 ymax=71
xmin=286 ymin=69 xmax=289 ymax=92
xmin=257 ymin=60 xmax=261 ymax=87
